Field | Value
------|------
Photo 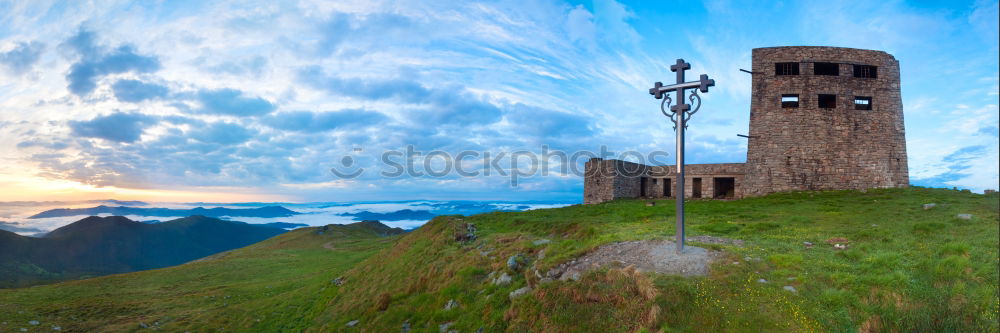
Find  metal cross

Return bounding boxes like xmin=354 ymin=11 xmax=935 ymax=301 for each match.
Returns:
xmin=648 ymin=58 xmax=715 ymax=254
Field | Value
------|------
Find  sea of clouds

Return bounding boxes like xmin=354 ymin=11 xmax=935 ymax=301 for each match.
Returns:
xmin=0 ymin=199 xmax=575 ymax=236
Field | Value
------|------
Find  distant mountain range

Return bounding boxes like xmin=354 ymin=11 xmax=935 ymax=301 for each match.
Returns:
xmin=338 ymin=209 xmax=437 ymax=221
xmin=28 ymin=205 xmax=300 ymax=219
xmin=0 ymin=215 xmax=288 ymax=288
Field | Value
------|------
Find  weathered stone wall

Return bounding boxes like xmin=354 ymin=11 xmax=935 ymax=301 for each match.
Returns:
xmin=741 ymin=46 xmax=909 ymax=196
xmin=648 ymin=163 xmax=746 ymax=199
xmin=584 ymin=158 xmax=745 ymax=202
xmin=584 ymin=158 xmax=650 ymax=204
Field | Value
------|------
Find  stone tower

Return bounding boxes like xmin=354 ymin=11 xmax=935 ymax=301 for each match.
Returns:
xmin=740 ymin=46 xmax=909 ymax=196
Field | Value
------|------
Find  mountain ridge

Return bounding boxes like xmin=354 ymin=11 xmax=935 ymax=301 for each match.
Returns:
xmin=0 ymin=215 xmax=288 ymax=288
xmin=28 ymin=205 xmax=300 ymax=219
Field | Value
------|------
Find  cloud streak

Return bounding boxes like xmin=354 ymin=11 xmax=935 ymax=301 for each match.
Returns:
xmin=62 ymin=28 xmax=161 ymax=96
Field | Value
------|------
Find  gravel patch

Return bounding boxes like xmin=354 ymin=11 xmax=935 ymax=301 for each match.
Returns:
xmin=547 ymin=240 xmax=723 ymax=279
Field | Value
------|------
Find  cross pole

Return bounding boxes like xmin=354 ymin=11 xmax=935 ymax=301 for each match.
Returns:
xmin=648 ymin=59 xmax=715 ymax=254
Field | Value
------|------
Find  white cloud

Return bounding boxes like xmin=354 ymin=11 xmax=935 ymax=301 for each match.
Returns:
xmin=0 ymin=0 xmax=996 ymax=201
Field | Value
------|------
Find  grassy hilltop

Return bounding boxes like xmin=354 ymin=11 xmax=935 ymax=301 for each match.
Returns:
xmin=0 ymin=188 xmax=997 ymax=332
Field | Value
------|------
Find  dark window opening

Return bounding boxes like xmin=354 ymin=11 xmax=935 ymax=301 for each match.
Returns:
xmin=781 ymin=94 xmax=799 ymax=108
xmin=818 ymin=94 xmax=837 ymax=108
xmin=814 ymin=62 xmax=839 ymax=76
xmin=854 ymin=65 xmax=877 ymax=78
xmin=692 ymin=178 xmax=702 ymax=198
xmin=854 ymin=96 xmax=872 ymax=110
xmin=713 ymin=177 xmax=736 ymax=199
xmin=652 ymin=178 xmax=657 ymax=184
xmin=663 ymin=178 xmax=671 ymax=198
xmin=775 ymin=62 xmax=799 ymax=75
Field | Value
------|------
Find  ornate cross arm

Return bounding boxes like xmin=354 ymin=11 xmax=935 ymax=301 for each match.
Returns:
xmin=648 ymin=59 xmax=715 ymax=131
xmin=647 ymin=74 xmax=715 ymax=98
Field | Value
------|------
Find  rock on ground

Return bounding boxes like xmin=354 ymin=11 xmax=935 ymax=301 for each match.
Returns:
xmin=454 ymin=222 xmax=477 ymax=242
xmin=506 ymin=255 xmax=521 ymax=271
xmin=332 ymin=277 xmax=346 ymax=286
xmin=492 ymin=272 xmax=511 ymax=285
xmin=509 ymin=286 xmax=531 ymax=299
xmin=957 ymin=214 xmax=973 ymax=220
xmin=547 ymin=240 xmax=722 ymax=279
xmin=444 ymin=299 xmax=458 ymax=310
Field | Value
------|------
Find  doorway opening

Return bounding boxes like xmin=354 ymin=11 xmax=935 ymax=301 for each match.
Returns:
xmin=692 ymin=178 xmax=702 ymax=198
xmin=640 ymin=177 xmax=647 ymax=197
xmin=663 ymin=178 xmax=671 ymax=197
xmin=713 ymin=177 xmax=736 ymax=199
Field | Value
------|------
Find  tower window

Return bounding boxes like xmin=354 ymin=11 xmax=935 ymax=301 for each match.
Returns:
xmin=781 ymin=94 xmax=799 ymax=108
xmin=854 ymin=96 xmax=872 ymax=110
xmin=818 ymin=94 xmax=837 ymax=108
xmin=854 ymin=65 xmax=877 ymax=78
xmin=775 ymin=62 xmax=799 ymax=75
xmin=814 ymin=62 xmax=839 ymax=76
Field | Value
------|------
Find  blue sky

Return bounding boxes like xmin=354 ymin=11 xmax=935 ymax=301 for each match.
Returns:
xmin=0 ymin=0 xmax=997 ymax=202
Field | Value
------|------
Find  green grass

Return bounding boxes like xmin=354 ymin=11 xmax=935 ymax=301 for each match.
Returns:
xmin=0 ymin=223 xmax=397 ymax=332
xmin=0 ymin=187 xmax=997 ymax=332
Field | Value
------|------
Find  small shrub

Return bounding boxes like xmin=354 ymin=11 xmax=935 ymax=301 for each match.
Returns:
xmin=835 ymin=248 xmax=863 ymax=261
xmin=939 ymin=242 xmax=971 ymax=256
xmin=768 ymin=254 xmax=804 ymax=269
xmin=746 ymin=222 xmax=780 ymax=232
xmin=828 ymin=272 xmax=856 ymax=286
xmin=862 ymin=252 xmax=902 ymax=274
xmin=375 ymin=293 xmax=391 ymax=311
xmin=783 ymin=215 xmax=811 ymax=224
xmin=819 ymin=288 xmax=854 ymax=307
xmin=868 ymin=271 xmax=909 ymax=288
xmin=950 ymin=217 xmax=974 ymax=226
xmin=933 ymin=256 xmax=970 ymax=281
xmin=698 ymin=222 xmax=740 ymax=234
xmin=912 ymin=222 xmax=947 ymax=233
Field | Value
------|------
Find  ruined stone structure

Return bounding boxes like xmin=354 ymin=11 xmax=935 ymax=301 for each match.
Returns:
xmin=585 ymin=46 xmax=909 ymax=204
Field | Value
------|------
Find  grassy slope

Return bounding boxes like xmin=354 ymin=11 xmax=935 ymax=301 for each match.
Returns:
xmin=0 ymin=188 xmax=997 ymax=332
xmin=0 ymin=222 xmax=400 ymax=332
xmin=314 ymin=188 xmax=998 ymax=332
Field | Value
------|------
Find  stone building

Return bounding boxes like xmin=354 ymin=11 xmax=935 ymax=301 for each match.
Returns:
xmin=584 ymin=46 xmax=909 ymax=204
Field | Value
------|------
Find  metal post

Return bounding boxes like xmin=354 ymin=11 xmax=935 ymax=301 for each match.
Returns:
xmin=675 ymin=106 xmax=685 ymax=253
xmin=648 ymin=58 xmax=714 ymax=255
xmin=673 ymin=61 xmax=687 ymax=254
